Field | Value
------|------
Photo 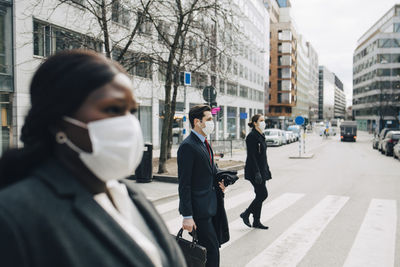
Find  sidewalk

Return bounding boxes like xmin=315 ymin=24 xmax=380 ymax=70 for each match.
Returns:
xmin=130 ymin=148 xmax=247 ymax=202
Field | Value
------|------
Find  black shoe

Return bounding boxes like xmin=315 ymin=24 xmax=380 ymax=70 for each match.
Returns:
xmin=240 ymin=212 xmax=251 ymax=228
xmin=253 ymin=221 xmax=269 ymax=230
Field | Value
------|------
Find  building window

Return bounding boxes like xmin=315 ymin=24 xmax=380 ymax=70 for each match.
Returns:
xmin=394 ymin=23 xmax=400 ymax=32
xmin=137 ymin=12 xmax=152 ymax=34
xmin=112 ymin=1 xmax=130 ymax=26
xmin=0 ymin=3 xmax=13 ymax=93
xmin=227 ymin=83 xmax=237 ymax=96
xmin=227 ymin=106 xmax=237 ymax=139
xmin=138 ymin=106 xmax=152 ymax=143
xmin=239 ymin=86 xmax=248 ymax=98
xmin=136 ymin=58 xmax=152 ymax=79
xmin=377 ymin=68 xmax=391 ymax=76
xmin=113 ymin=48 xmax=152 ymax=79
xmin=33 ymin=20 xmax=102 ymax=57
xmin=278 ymin=30 xmax=292 ymax=41
xmin=219 ymin=79 xmax=225 ymax=94
xmin=188 ymin=37 xmax=197 ymax=59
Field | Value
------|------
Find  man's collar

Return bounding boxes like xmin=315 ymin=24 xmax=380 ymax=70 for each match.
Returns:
xmin=191 ymin=129 xmax=206 ymax=143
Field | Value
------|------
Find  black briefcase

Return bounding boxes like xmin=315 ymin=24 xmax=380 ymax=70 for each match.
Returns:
xmin=175 ymin=228 xmax=207 ymax=267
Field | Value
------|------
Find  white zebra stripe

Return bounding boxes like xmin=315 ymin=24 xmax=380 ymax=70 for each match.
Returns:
xmin=222 ymin=193 xmax=305 ymax=249
xmin=343 ymin=199 xmax=397 ymax=267
xmin=246 ymin=195 xmax=349 ymax=267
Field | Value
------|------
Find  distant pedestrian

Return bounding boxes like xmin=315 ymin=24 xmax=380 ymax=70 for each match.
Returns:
xmin=0 ymin=50 xmax=186 ymax=267
xmin=240 ymin=114 xmax=272 ymax=229
xmin=178 ymin=104 xmax=229 ymax=267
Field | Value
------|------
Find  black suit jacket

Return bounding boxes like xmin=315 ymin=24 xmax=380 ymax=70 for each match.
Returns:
xmin=244 ymin=129 xmax=272 ymax=181
xmin=0 ymin=159 xmax=186 ymax=267
xmin=178 ymin=132 xmax=218 ymax=219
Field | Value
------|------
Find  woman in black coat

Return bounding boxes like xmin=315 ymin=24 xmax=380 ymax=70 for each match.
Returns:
xmin=0 ymin=50 xmax=186 ymax=267
xmin=240 ymin=114 xmax=272 ymax=229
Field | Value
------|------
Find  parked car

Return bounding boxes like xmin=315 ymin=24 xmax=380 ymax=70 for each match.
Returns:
xmin=381 ymin=131 xmax=400 ymax=156
xmin=378 ymin=128 xmax=400 ymax=151
xmin=287 ymin=125 xmax=300 ymax=141
xmin=288 ymin=131 xmax=296 ymax=143
xmin=284 ymin=131 xmax=292 ymax=144
xmin=372 ymin=132 xmax=380 ymax=149
xmin=393 ymin=143 xmax=400 ymax=160
xmin=264 ymin=129 xmax=284 ymax=146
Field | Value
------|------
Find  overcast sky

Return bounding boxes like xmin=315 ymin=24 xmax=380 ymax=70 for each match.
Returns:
xmin=290 ymin=0 xmax=398 ymax=106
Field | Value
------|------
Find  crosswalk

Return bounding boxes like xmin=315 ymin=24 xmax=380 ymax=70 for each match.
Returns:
xmin=154 ymin=191 xmax=398 ymax=267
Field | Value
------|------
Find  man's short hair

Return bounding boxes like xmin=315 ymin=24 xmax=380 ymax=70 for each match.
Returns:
xmin=189 ymin=105 xmax=211 ymax=128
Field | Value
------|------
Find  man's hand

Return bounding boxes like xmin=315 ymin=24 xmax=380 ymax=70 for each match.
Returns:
xmin=182 ymin=218 xmax=196 ymax=232
xmin=219 ymin=180 xmax=226 ymax=192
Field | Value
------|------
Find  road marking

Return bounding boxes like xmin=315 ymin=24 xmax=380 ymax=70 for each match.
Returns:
xmin=165 ymin=190 xmax=254 ymax=233
xmin=245 ymin=195 xmax=349 ymax=267
xmin=222 ymin=193 xmax=304 ymax=249
xmin=343 ymin=199 xmax=397 ymax=267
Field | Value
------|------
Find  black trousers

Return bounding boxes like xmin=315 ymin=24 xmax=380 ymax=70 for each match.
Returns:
xmin=247 ymin=180 xmax=268 ymax=220
xmin=195 ymin=217 xmax=220 ymax=267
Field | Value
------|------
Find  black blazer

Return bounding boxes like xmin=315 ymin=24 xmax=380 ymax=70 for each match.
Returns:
xmin=0 ymin=159 xmax=186 ymax=267
xmin=178 ymin=132 xmax=218 ymax=219
xmin=244 ymin=128 xmax=272 ymax=181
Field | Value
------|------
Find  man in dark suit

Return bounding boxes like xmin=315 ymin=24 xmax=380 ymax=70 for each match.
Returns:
xmin=178 ymin=105 xmax=226 ymax=267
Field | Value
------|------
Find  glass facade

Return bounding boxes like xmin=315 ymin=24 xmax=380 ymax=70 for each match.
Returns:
xmin=138 ymin=106 xmax=152 ymax=143
xmin=33 ymin=20 xmax=102 ymax=57
xmin=227 ymin=106 xmax=237 ymax=139
xmin=0 ymin=1 xmax=12 ymax=155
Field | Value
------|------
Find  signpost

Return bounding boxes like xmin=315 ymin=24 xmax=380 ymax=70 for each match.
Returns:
xmin=203 ymin=86 xmax=217 ymax=105
xmin=182 ymin=72 xmax=191 ymax=139
xmin=295 ymin=116 xmax=305 ymax=157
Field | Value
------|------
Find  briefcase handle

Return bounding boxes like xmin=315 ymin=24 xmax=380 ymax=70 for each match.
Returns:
xmin=176 ymin=228 xmax=199 ymax=247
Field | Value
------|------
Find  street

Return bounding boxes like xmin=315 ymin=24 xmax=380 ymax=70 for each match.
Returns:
xmin=149 ymin=131 xmax=400 ymax=267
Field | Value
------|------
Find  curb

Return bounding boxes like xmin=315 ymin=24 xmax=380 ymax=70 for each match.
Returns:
xmin=148 ymin=192 xmax=179 ymax=203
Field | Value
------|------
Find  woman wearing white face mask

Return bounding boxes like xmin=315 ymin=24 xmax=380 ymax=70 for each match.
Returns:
xmin=0 ymin=50 xmax=186 ymax=267
xmin=240 ymin=114 xmax=272 ymax=229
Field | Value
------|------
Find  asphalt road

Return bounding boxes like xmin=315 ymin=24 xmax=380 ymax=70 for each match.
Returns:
xmin=154 ymin=131 xmax=400 ymax=267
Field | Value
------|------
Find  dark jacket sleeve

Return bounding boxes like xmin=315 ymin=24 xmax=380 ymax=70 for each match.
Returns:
xmin=0 ymin=206 xmax=28 ymax=267
xmin=246 ymin=133 xmax=261 ymax=174
xmin=177 ymin=143 xmax=194 ymax=217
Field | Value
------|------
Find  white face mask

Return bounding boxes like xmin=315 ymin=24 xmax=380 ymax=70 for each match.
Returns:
xmin=201 ymin=120 xmax=215 ymax=136
xmin=258 ymin=121 xmax=266 ymax=130
xmin=58 ymin=114 xmax=144 ymax=182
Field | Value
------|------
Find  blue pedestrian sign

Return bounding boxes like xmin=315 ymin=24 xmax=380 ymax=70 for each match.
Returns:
xmin=240 ymin=112 xmax=248 ymax=119
xmin=184 ymin=72 xmax=191 ymax=86
xmin=295 ymin=116 xmax=305 ymax=125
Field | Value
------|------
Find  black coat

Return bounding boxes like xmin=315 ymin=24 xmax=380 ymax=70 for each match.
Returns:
xmin=0 ymin=159 xmax=186 ymax=267
xmin=178 ymin=132 xmax=229 ymax=245
xmin=244 ymin=128 xmax=272 ymax=181
xmin=178 ymin=132 xmax=218 ymax=219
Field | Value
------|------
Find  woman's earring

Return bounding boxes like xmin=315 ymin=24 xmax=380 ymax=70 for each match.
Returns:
xmin=55 ymin=131 xmax=68 ymax=144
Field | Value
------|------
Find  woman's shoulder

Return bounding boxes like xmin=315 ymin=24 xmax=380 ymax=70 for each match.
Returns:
xmin=0 ymin=175 xmax=47 ymax=206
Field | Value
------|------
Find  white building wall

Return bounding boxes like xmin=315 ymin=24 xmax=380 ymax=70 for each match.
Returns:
xmin=13 ymin=0 xmax=269 ymax=148
xmin=292 ymin=35 xmax=310 ymax=119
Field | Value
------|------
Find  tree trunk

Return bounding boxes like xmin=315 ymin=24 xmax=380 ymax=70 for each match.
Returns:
xmin=167 ymin=70 xmax=180 ymax=159
xmin=158 ymin=92 xmax=171 ymax=174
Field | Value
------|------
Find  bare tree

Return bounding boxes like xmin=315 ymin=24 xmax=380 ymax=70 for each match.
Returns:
xmin=28 ymin=0 xmax=244 ymax=174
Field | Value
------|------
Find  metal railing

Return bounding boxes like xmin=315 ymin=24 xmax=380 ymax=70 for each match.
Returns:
xmin=210 ymin=139 xmax=246 ymax=157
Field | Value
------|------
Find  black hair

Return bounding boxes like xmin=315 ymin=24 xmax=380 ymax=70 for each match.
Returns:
xmin=189 ymin=105 xmax=211 ymax=128
xmin=248 ymin=114 xmax=262 ymax=128
xmin=0 ymin=49 xmax=125 ymax=188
